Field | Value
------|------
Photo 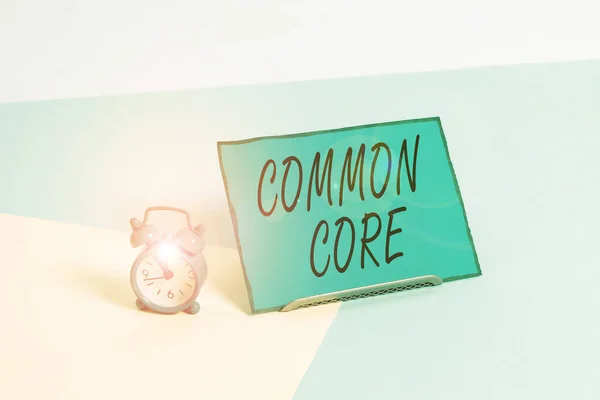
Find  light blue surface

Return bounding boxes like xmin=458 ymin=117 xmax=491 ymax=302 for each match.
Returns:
xmin=293 ymin=61 xmax=600 ymax=399
xmin=218 ymin=118 xmax=480 ymax=312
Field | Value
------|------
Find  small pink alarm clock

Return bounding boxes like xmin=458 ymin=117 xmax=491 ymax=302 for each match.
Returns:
xmin=129 ymin=206 xmax=208 ymax=315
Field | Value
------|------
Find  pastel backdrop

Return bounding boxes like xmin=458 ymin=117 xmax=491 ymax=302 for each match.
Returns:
xmin=2 ymin=59 xmax=600 ymax=399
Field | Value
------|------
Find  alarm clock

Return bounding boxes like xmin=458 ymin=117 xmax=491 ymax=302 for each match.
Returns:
xmin=129 ymin=206 xmax=208 ymax=314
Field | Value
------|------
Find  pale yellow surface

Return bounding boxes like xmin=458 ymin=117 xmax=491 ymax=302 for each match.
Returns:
xmin=0 ymin=213 xmax=340 ymax=399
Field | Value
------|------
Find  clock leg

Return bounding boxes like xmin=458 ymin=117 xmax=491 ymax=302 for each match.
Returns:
xmin=135 ymin=298 xmax=147 ymax=310
xmin=185 ymin=302 xmax=200 ymax=315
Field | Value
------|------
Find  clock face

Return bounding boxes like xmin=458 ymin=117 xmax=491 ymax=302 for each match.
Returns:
xmin=134 ymin=243 xmax=199 ymax=310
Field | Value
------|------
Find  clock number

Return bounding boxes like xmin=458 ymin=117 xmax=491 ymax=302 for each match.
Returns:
xmin=168 ymin=290 xmax=174 ymax=299
xmin=188 ymin=270 xmax=196 ymax=280
xmin=142 ymin=269 xmax=149 ymax=278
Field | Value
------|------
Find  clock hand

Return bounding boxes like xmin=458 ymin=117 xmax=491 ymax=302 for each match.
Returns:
xmin=144 ymin=276 xmax=165 ymax=281
xmin=154 ymin=256 xmax=174 ymax=280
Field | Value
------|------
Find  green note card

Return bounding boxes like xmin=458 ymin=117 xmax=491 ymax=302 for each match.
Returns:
xmin=218 ymin=117 xmax=480 ymax=313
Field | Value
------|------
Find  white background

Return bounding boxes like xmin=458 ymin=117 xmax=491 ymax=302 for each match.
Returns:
xmin=1 ymin=0 xmax=599 ymax=103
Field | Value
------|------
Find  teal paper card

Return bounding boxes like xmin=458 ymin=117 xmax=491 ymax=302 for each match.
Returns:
xmin=218 ymin=117 xmax=481 ymax=313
